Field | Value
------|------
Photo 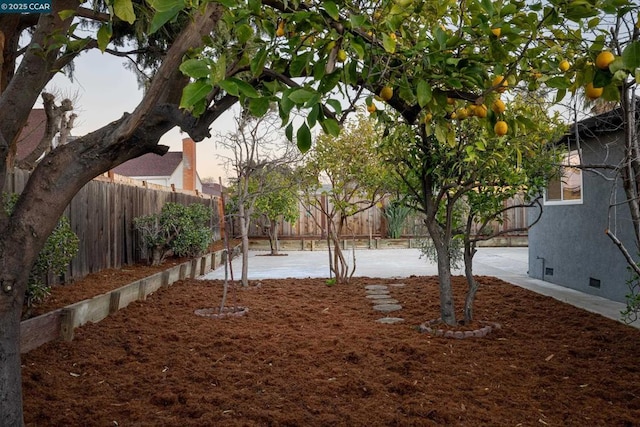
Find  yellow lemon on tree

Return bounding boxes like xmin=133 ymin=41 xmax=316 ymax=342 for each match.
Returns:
xmin=595 ymin=51 xmax=615 ymax=70
xmin=491 ymin=98 xmax=506 ymax=114
xmin=337 ymin=49 xmax=347 ymax=62
xmin=276 ymin=21 xmax=285 ymax=37
xmin=367 ymin=103 xmax=377 ymax=113
xmin=379 ymin=86 xmax=393 ymax=101
xmin=424 ymin=112 xmax=433 ymax=123
xmin=494 ymin=120 xmax=508 ymax=136
xmin=491 ymin=28 xmax=501 ymax=37
xmin=559 ymin=59 xmax=570 ymax=72
xmin=492 ymin=75 xmax=508 ymax=93
xmin=474 ymin=104 xmax=488 ymax=118
xmin=446 ymin=97 xmax=455 ymax=105
xmin=585 ymin=82 xmax=603 ymax=100
xmin=456 ymin=107 xmax=469 ymax=120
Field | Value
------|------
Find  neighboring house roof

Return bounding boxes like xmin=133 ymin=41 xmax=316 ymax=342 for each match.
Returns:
xmin=16 ymin=109 xmax=47 ymax=160
xmin=560 ymin=102 xmax=639 ymax=145
xmin=202 ymin=182 xmax=224 ymax=196
xmin=112 ymin=152 xmax=183 ymax=177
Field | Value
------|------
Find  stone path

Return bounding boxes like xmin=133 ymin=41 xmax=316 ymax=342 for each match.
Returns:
xmin=364 ymin=284 xmax=405 ymax=324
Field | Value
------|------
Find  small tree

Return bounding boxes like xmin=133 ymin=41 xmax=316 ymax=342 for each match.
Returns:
xmin=254 ymin=168 xmax=299 ymax=255
xmin=382 ymin=93 xmax=564 ymax=325
xmin=301 ymin=113 xmax=390 ymax=283
xmin=220 ymin=110 xmax=302 ymax=286
xmin=134 ymin=203 xmax=213 ymax=266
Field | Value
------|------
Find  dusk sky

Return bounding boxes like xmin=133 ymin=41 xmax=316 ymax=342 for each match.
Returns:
xmin=42 ymin=49 xmax=236 ymax=182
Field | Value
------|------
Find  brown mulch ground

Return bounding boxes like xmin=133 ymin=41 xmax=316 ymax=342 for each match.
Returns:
xmin=22 ymin=273 xmax=640 ymax=426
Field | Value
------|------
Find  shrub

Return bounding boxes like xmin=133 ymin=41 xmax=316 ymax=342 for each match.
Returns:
xmin=134 ymin=202 xmax=213 ymax=265
xmin=383 ymin=201 xmax=412 ymax=239
xmin=2 ymin=193 xmax=79 ymax=309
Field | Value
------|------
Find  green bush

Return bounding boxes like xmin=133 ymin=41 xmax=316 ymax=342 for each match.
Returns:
xmin=134 ymin=202 xmax=213 ymax=265
xmin=2 ymin=193 xmax=79 ymax=308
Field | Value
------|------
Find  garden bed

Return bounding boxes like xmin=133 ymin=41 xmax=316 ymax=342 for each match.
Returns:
xmin=22 ymin=275 xmax=640 ymax=426
xmin=20 ymin=246 xmax=236 ymax=353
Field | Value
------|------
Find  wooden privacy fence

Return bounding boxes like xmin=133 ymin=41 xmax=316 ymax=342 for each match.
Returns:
xmin=245 ymin=196 xmax=530 ymax=239
xmin=4 ymin=169 xmax=223 ymax=283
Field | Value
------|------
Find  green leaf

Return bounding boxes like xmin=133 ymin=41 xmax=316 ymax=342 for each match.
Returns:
xmin=544 ymin=76 xmax=571 ymax=89
xmin=180 ymin=80 xmax=213 ymax=109
xmin=148 ymin=0 xmax=185 ymax=34
xmin=480 ymin=0 xmax=495 ymax=16
xmin=326 ymin=99 xmax=342 ymax=115
xmin=290 ymin=53 xmax=310 ymax=77
xmin=416 ymin=80 xmax=432 ymax=107
xmin=247 ymin=0 xmax=260 ymax=14
xmin=593 ymin=69 xmax=612 ymax=88
xmin=622 ymin=41 xmax=640 ymax=70
xmin=288 ymin=88 xmax=316 ymax=104
xmin=216 ymin=0 xmax=237 ymax=7
xmin=229 ymin=78 xmax=260 ymax=98
xmin=218 ymin=79 xmax=239 ymax=96
xmin=248 ymin=97 xmax=271 ymax=117
xmin=285 ymin=122 xmax=294 ymax=142
xmin=602 ymin=83 xmax=621 ymax=102
xmin=96 ymin=23 xmax=112 ymax=53
xmin=179 ymin=59 xmax=210 ymax=79
xmin=321 ymin=118 xmax=340 ymax=137
xmin=58 ymin=9 xmax=76 ymax=20
xmin=435 ymin=122 xmax=447 ymax=144
xmin=113 ymin=0 xmax=136 ymax=24
xmin=307 ymin=104 xmax=320 ymax=128
xmin=323 ymin=1 xmax=340 ymax=20
xmin=350 ymin=14 xmax=366 ymax=28
xmin=382 ymin=34 xmax=396 ymax=54
xmin=250 ymin=48 xmax=267 ymax=77
xmin=297 ymin=123 xmax=312 ymax=153
xmin=236 ymin=24 xmax=253 ymax=44
xmin=351 ymin=39 xmax=365 ymax=60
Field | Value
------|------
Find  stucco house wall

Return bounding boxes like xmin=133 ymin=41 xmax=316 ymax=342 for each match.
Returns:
xmin=528 ymin=110 xmax=637 ymax=303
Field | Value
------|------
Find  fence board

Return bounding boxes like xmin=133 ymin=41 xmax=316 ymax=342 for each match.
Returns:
xmin=6 ymin=169 xmax=222 ymax=284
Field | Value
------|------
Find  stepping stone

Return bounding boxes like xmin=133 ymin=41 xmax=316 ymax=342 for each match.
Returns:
xmin=366 ymin=294 xmax=391 ymax=299
xmin=370 ymin=298 xmax=399 ymax=305
xmin=376 ymin=317 xmax=404 ymax=324
xmin=372 ymin=303 xmax=403 ymax=312
xmin=364 ymin=284 xmax=389 ymax=290
xmin=366 ymin=289 xmax=389 ymax=295
xmin=388 ymin=283 xmax=407 ymax=288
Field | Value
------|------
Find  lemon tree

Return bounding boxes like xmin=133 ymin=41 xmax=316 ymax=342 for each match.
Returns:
xmin=381 ymin=92 xmax=565 ymax=324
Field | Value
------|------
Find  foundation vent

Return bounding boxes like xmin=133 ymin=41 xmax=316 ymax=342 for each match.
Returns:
xmin=589 ymin=277 xmax=601 ymax=289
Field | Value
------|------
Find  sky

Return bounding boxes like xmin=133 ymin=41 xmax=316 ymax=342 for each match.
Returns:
xmin=42 ymin=49 xmax=237 ymax=182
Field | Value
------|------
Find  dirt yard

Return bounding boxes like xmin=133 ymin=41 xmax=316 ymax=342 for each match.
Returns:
xmin=22 ymin=273 xmax=640 ymax=426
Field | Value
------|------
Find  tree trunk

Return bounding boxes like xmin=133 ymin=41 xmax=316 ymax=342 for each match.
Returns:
xmin=427 ymin=222 xmax=457 ymax=326
xmin=463 ymin=239 xmax=478 ymax=324
xmin=0 ymin=282 xmax=24 ymax=426
xmin=238 ymin=202 xmax=250 ymax=287
xmin=269 ymin=218 xmax=279 ymax=255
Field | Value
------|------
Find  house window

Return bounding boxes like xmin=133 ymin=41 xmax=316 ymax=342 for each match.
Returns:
xmin=545 ymin=150 xmax=583 ymax=205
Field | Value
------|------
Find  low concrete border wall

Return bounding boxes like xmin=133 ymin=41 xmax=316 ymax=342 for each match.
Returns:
xmin=20 ymin=248 xmax=230 ymax=353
